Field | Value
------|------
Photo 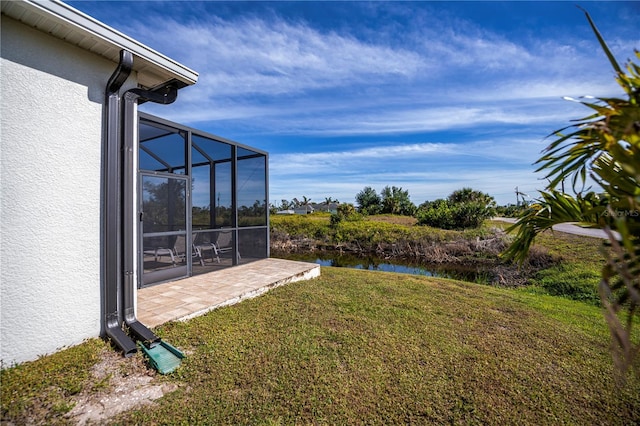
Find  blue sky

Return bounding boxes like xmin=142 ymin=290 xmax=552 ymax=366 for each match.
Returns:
xmin=70 ymin=1 xmax=639 ymax=206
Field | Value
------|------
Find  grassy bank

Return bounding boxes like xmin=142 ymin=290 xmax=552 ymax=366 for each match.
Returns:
xmin=271 ymin=214 xmax=521 ymax=271
xmin=271 ymin=213 xmax=482 ymax=247
xmin=2 ymin=268 xmax=638 ymax=424
xmin=495 ymin=220 xmax=605 ymax=305
xmin=272 ymin=214 xmax=604 ymax=303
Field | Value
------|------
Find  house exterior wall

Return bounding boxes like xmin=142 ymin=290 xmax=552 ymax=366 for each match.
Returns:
xmin=0 ymin=16 xmax=136 ymax=365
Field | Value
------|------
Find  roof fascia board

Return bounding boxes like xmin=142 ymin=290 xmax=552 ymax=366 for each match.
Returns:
xmin=16 ymin=0 xmax=198 ymax=86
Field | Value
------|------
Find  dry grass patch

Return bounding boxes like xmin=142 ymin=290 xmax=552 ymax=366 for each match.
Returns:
xmin=1 ymin=340 xmax=177 ymax=425
xmin=367 ymin=214 xmax=418 ymax=226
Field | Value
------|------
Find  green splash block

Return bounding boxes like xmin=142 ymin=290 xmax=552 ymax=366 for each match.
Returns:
xmin=140 ymin=341 xmax=185 ymax=374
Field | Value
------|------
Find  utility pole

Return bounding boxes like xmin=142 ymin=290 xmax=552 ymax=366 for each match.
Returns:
xmin=515 ymin=187 xmax=528 ymax=207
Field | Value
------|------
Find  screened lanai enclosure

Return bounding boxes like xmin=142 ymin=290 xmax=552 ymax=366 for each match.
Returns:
xmin=138 ymin=113 xmax=268 ymax=286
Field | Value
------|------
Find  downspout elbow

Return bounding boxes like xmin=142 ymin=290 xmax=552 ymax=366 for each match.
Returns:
xmin=123 ymin=85 xmax=178 ymax=105
xmin=106 ymin=314 xmax=137 ymax=357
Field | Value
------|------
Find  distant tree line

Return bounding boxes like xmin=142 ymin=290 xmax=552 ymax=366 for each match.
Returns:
xmin=354 ymin=185 xmax=497 ymax=230
xmin=271 ymin=196 xmax=338 ymax=212
xmin=271 ymin=186 xmax=526 ymax=230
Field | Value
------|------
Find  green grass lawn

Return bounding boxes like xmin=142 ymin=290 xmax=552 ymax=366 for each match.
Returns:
xmin=3 ymin=267 xmax=638 ymax=424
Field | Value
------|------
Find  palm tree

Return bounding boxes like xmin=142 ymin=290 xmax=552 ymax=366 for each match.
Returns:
xmin=503 ymin=12 xmax=639 ymax=375
xmin=300 ymin=196 xmax=312 ymax=213
xmin=323 ymin=197 xmax=334 ymax=212
xmin=448 ymin=187 xmax=495 ymax=207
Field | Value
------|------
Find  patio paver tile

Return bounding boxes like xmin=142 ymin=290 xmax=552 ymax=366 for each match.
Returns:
xmin=137 ymin=258 xmax=320 ymax=328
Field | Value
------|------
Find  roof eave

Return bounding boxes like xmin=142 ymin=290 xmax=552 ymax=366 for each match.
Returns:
xmin=1 ymin=0 xmax=198 ymax=89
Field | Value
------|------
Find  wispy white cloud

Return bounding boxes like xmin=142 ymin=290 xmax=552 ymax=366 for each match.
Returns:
xmin=419 ymin=28 xmax=535 ymax=71
xmin=270 ymin=142 xmax=454 ymax=173
xmin=271 ymin=137 xmax=543 ymax=173
xmin=137 ymin=8 xmax=629 ymax=139
xmin=268 ymin=136 xmax=548 ymax=205
xmin=134 ymin=15 xmax=425 ymax=97
xmin=301 ymin=105 xmax=567 ymax=136
xmin=110 ymin=1 xmax=636 ymax=205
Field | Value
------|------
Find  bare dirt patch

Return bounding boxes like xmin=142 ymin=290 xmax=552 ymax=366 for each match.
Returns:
xmin=65 ymin=349 xmax=177 ymax=425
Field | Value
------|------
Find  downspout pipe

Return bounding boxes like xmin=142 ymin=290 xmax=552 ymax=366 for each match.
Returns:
xmin=121 ymin=85 xmax=178 ymax=347
xmin=103 ymin=50 xmax=137 ymax=356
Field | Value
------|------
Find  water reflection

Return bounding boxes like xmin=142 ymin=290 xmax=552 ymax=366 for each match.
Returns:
xmin=276 ymin=252 xmax=491 ymax=284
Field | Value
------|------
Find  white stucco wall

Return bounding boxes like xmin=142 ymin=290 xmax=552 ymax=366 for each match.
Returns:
xmin=0 ymin=16 xmax=135 ymax=365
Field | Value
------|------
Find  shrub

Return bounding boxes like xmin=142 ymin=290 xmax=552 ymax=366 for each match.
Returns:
xmin=381 ymin=186 xmax=416 ymax=216
xmin=330 ymin=203 xmax=364 ymax=227
xmin=416 ymin=199 xmax=455 ymax=229
xmin=417 ymin=194 xmax=495 ymax=230
xmin=271 ymin=213 xmax=331 ymax=237
xmin=452 ymin=201 xmax=493 ymax=228
xmin=355 ymin=186 xmax=382 ymax=215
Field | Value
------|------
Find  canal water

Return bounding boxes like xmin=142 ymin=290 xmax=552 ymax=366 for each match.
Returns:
xmin=276 ymin=252 xmax=492 ymax=284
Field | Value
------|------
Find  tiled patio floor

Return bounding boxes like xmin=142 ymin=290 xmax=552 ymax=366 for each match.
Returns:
xmin=137 ymin=258 xmax=320 ymax=328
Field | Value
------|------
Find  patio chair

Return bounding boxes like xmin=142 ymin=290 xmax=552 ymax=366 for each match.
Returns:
xmin=193 ymin=232 xmax=217 ymax=264
xmin=143 ymin=247 xmax=176 ymax=265
xmin=173 ymin=234 xmax=205 ymax=267
xmin=143 ymin=236 xmax=177 ymax=266
xmin=212 ymin=230 xmax=239 ymax=263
